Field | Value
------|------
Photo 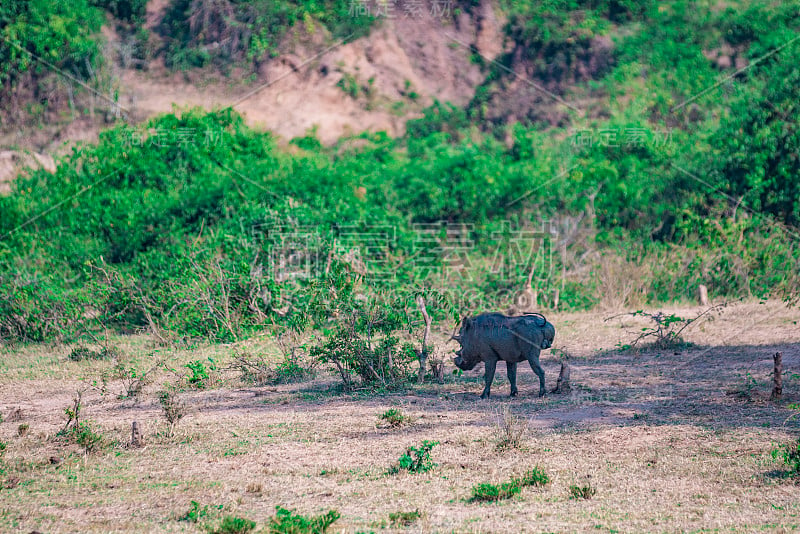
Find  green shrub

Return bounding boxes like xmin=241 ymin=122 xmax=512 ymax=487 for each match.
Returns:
xmin=469 ymin=467 xmax=550 ymax=502
xmin=210 ymin=515 xmax=256 ymax=534
xmin=178 ymin=500 xmax=222 ymax=523
xmin=568 ymin=483 xmax=597 ymax=500
xmin=159 ymin=0 xmax=373 ymax=71
xmin=388 ymin=509 xmax=421 ymax=526
xmin=391 ymin=440 xmax=438 ymax=474
xmin=0 ymin=0 xmax=104 ymax=90
xmin=378 ymin=408 xmax=412 ymax=428
xmin=267 ymin=506 xmax=340 ymax=533
xmin=772 ymin=438 xmax=800 ymax=479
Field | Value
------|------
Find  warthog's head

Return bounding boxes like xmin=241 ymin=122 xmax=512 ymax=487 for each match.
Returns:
xmin=452 ymin=317 xmax=480 ymax=371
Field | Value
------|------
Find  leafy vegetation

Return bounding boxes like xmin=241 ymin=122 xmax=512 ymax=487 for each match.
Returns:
xmin=569 ymin=482 xmax=597 ymax=499
xmin=469 ymin=467 xmax=550 ymax=502
xmin=267 ymin=506 xmax=340 ymax=533
xmin=772 ymin=438 xmax=800 ymax=480
xmin=388 ymin=509 xmax=422 ymax=526
xmin=0 ymin=0 xmax=105 ymax=92
xmin=378 ymin=408 xmax=413 ymax=428
xmin=209 ymin=515 xmax=257 ymax=534
xmin=390 ymin=440 xmax=438 ymax=474
xmin=1 ymin=1 xmax=799 ymax=356
xmin=159 ymin=0 xmax=373 ymax=70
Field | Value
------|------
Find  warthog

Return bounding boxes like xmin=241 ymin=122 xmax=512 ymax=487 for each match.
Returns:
xmin=453 ymin=312 xmax=555 ymax=398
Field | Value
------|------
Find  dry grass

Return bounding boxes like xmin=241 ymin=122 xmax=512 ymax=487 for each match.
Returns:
xmin=0 ymin=301 xmax=799 ymax=532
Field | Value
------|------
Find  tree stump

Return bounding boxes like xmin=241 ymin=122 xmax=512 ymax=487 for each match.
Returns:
xmin=551 ymin=361 xmax=571 ymax=394
xmin=697 ymin=285 xmax=709 ymax=306
xmin=130 ymin=421 xmax=144 ymax=447
xmin=771 ymin=352 xmax=783 ymax=401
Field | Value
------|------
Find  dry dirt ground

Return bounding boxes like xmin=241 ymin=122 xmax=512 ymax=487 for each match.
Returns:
xmin=0 ymin=301 xmax=799 ymax=533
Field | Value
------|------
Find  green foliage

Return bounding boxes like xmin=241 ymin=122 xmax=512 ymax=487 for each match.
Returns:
xmin=179 ymin=500 xmax=211 ymax=523
xmin=4 ymin=0 xmax=800 ymax=346
xmin=469 ymin=467 xmax=550 ymax=502
xmin=92 ymin=0 xmax=147 ymax=23
xmin=337 ymin=72 xmax=361 ymax=99
xmin=68 ymin=346 xmax=113 ymax=362
xmin=0 ymin=0 xmax=104 ymax=90
xmin=569 ymin=482 xmax=597 ymax=499
xmin=73 ymin=422 xmax=106 ymax=453
xmin=771 ymin=438 xmax=800 ymax=479
xmin=185 ymin=359 xmax=212 ymax=387
xmin=160 ymin=0 xmax=373 ymax=70
xmin=378 ymin=408 xmax=412 ymax=428
xmin=388 ymin=510 xmax=421 ymax=526
xmin=614 ymin=306 xmax=724 ymax=351
xmin=210 ymin=516 xmax=257 ymax=534
xmin=391 ymin=440 xmax=438 ymax=474
xmin=267 ymin=506 xmax=340 ymax=534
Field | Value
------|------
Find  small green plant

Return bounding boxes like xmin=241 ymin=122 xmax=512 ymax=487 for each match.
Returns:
xmin=729 ymin=372 xmax=760 ymax=401
xmin=771 ymin=437 xmax=800 ymax=479
xmin=73 ymin=422 xmax=105 ymax=454
xmin=469 ymin=468 xmax=550 ymax=502
xmin=378 ymin=408 xmax=412 ymax=428
xmin=388 ymin=509 xmax=421 ymax=526
xmin=470 ymin=481 xmax=520 ymax=502
xmin=159 ymin=390 xmax=186 ymax=437
xmin=210 ymin=515 xmax=256 ymax=534
xmin=609 ymin=305 xmax=724 ymax=351
xmin=274 ymin=353 xmax=314 ymax=384
xmin=391 ymin=440 xmax=438 ymax=474
xmin=17 ymin=423 xmax=29 ymax=437
xmin=568 ymin=483 xmax=597 ymax=500
xmin=112 ymin=363 xmax=150 ymax=399
xmin=517 ymin=467 xmax=550 ymax=487
xmin=336 ymin=72 xmax=361 ymax=99
xmin=267 ymin=506 xmax=340 ymax=533
xmin=179 ymin=500 xmax=209 ymax=523
xmin=58 ymin=393 xmax=106 ymax=454
xmin=62 ymin=391 xmax=83 ymax=432
xmin=185 ymin=359 xmax=211 ymax=387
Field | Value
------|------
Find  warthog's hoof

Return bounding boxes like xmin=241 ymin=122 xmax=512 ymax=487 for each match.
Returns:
xmin=510 ymin=390 xmax=518 ymax=397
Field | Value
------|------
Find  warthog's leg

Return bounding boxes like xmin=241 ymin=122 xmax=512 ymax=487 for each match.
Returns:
xmin=481 ymin=357 xmax=498 ymax=399
xmin=526 ymin=351 xmax=545 ymax=397
xmin=507 ymin=361 xmax=518 ymax=397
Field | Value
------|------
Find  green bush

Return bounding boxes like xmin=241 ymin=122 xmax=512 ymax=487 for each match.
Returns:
xmin=210 ymin=516 xmax=256 ymax=534
xmin=267 ymin=506 xmax=340 ymax=534
xmin=379 ymin=408 xmax=412 ymax=428
xmin=469 ymin=467 xmax=550 ymax=502
xmin=0 ymin=0 xmax=104 ymax=91
xmin=159 ymin=0 xmax=373 ymax=70
xmin=569 ymin=483 xmax=597 ymax=499
xmin=772 ymin=438 xmax=800 ymax=479
xmin=391 ymin=440 xmax=438 ymax=474
xmin=388 ymin=509 xmax=421 ymax=526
